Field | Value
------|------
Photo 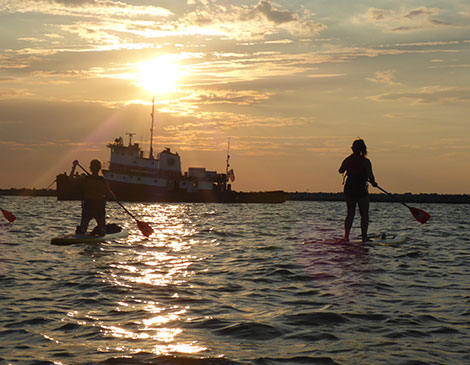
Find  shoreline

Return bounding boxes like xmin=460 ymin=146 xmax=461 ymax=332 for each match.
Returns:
xmin=288 ymin=192 xmax=470 ymax=204
xmin=1 ymin=188 xmax=470 ymax=204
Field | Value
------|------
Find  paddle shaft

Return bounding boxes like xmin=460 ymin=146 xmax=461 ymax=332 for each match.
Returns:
xmin=376 ymin=185 xmax=412 ymax=210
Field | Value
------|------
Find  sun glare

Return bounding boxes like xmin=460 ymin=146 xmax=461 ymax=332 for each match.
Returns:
xmin=138 ymin=56 xmax=180 ymax=95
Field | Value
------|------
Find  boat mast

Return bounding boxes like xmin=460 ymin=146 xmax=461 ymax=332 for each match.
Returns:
xmin=149 ymin=97 xmax=155 ymax=159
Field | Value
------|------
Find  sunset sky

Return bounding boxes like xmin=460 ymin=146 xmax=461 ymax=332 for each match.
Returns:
xmin=1 ymin=0 xmax=469 ymax=193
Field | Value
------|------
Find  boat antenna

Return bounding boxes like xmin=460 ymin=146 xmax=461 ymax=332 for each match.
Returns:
xmin=126 ymin=132 xmax=135 ymax=146
xmin=226 ymin=137 xmax=235 ymax=183
xmin=149 ymin=97 xmax=155 ymax=159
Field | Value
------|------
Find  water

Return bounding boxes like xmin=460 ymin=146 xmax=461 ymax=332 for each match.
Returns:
xmin=1 ymin=196 xmax=469 ymax=364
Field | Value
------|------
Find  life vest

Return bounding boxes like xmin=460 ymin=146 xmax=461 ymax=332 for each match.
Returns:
xmin=343 ymin=154 xmax=368 ymax=197
xmin=81 ymin=175 xmax=106 ymax=200
xmin=344 ymin=154 xmax=367 ymax=176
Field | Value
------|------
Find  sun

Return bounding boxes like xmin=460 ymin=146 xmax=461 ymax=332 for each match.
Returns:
xmin=137 ymin=55 xmax=180 ymax=95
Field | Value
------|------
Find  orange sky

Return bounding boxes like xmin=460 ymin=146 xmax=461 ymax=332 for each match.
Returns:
xmin=1 ymin=1 xmax=469 ymax=193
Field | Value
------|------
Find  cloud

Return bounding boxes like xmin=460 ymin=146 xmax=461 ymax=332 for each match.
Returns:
xmin=52 ymin=0 xmax=97 ymax=6
xmin=164 ymin=109 xmax=306 ymax=134
xmin=0 ymin=88 xmax=32 ymax=98
xmin=246 ymin=0 xmax=298 ymax=24
xmin=1 ymin=0 xmax=173 ymax=18
xmin=307 ymin=73 xmax=344 ymax=78
xmin=356 ymin=7 xmax=455 ymax=32
xmin=366 ymin=70 xmax=402 ymax=86
xmin=385 ymin=41 xmax=460 ymax=47
xmin=2 ymin=0 xmax=325 ymax=54
xmin=321 ymin=45 xmax=459 ymax=62
xmin=183 ymin=89 xmax=273 ymax=105
xmin=264 ymin=39 xmax=294 ymax=44
xmin=180 ymin=0 xmax=326 ymax=40
xmin=370 ymin=86 xmax=470 ymax=104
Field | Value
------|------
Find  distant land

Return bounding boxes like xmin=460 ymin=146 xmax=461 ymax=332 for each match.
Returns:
xmin=0 ymin=188 xmax=56 ymax=197
xmin=1 ymin=188 xmax=470 ymax=204
xmin=288 ymin=192 xmax=470 ymax=204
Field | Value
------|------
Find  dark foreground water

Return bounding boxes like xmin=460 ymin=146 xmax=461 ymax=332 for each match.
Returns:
xmin=0 ymin=196 xmax=469 ymax=364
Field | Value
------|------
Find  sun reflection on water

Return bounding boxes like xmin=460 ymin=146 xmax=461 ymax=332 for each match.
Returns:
xmin=154 ymin=342 xmax=207 ymax=355
xmin=142 ymin=311 xmax=181 ymax=327
xmin=102 ymin=325 xmax=151 ymax=340
xmin=99 ymin=203 xmax=209 ymax=357
xmin=113 ymin=254 xmax=194 ymax=286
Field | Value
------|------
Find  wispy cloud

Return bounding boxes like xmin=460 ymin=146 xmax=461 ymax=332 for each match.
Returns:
xmin=370 ymin=86 xmax=470 ymax=104
xmin=183 ymin=89 xmax=273 ymax=105
xmin=50 ymin=0 xmax=97 ymax=5
xmin=355 ymin=7 xmax=459 ymax=32
xmin=180 ymin=0 xmax=326 ymax=40
xmin=366 ymin=70 xmax=402 ymax=86
xmin=245 ymin=0 xmax=298 ymax=24
xmin=1 ymin=0 xmax=173 ymax=17
xmin=3 ymin=0 xmax=325 ymax=42
xmin=0 ymin=88 xmax=32 ymax=98
xmin=307 ymin=73 xmax=344 ymax=78
xmin=165 ymin=111 xmax=306 ymax=132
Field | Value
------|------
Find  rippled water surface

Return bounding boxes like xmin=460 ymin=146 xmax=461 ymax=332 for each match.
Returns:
xmin=1 ymin=196 xmax=469 ymax=364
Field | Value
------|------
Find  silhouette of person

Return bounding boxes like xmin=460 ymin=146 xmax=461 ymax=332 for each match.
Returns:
xmin=339 ymin=139 xmax=377 ymax=242
xmin=76 ymin=159 xmax=107 ymax=236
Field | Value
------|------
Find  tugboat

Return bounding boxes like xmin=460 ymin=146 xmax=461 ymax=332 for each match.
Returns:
xmin=56 ymin=102 xmax=286 ymax=203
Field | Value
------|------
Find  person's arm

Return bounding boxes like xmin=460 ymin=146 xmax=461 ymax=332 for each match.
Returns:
xmin=365 ymin=159 xmax=377 ymax=187
xmin=339 ymin=158 xmax=348 ymax=174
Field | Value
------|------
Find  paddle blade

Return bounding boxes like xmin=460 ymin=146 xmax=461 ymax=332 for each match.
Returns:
xmin=1 ymin=209 xmax=16 ymax=223
xmin=137 ymin=220 xmax=154 ymax=237
xmin=410 ymin=207 xmax=430 ymax=224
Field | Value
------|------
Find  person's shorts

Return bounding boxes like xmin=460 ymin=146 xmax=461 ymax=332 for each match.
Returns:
xmin=82 ymin=200 xmax=105 ymax=220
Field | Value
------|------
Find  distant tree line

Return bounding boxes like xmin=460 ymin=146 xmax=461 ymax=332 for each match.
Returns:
xmin=1 ymin=189 xmax=469 ymax=204
xmin=0 ymin=188 xmax=56 ymax=197
xmin=288 ymin=192 xmax=470 ymax=204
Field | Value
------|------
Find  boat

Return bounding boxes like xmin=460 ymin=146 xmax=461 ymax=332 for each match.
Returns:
xmin=56 ymin=103 xmax=286 ymax=204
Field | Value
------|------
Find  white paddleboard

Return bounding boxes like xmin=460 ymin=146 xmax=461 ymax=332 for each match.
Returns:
xmin=349 ymin=233 xmax=406 ymax=245
xmin=305 ymin=233 xmax=406 ymax=245
xmin=51 ymin=225 xmax=128 ymax=245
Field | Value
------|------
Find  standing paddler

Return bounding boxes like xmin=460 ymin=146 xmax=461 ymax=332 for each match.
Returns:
xmin=339 ymin=139 xmax=378 ymax=242
xmin=75 ymin=159 xmax=107 ymax=236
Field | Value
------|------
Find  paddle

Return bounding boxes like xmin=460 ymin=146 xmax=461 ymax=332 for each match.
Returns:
xmin=1 ymin=208 xmax=16 ymax=223
xmin=375 ymin=185 xmax=430 ymax=224
xmin=76 ymin=162 xmax=154 ymax=237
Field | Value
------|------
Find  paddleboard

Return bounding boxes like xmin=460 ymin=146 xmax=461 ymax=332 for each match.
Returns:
xmin=51 ymin=224 xmax=128 ymax=245
xmin=305 ymin=233 xmax=406 ymax=246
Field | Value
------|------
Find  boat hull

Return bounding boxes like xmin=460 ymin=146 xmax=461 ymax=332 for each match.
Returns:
xmin=56 ymin=174 xmax=286 ymax=204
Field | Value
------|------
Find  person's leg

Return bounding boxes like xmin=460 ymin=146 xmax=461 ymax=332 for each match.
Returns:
xmin=78 ymin=202 xmax=92 ymax=234
xmin=358 ymin=195 xmax=370 ymax=241
xmin=93 ymin=201 xmax=106 ymax=236
xmin=344 ymin=197 xmax=356 ymax=240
